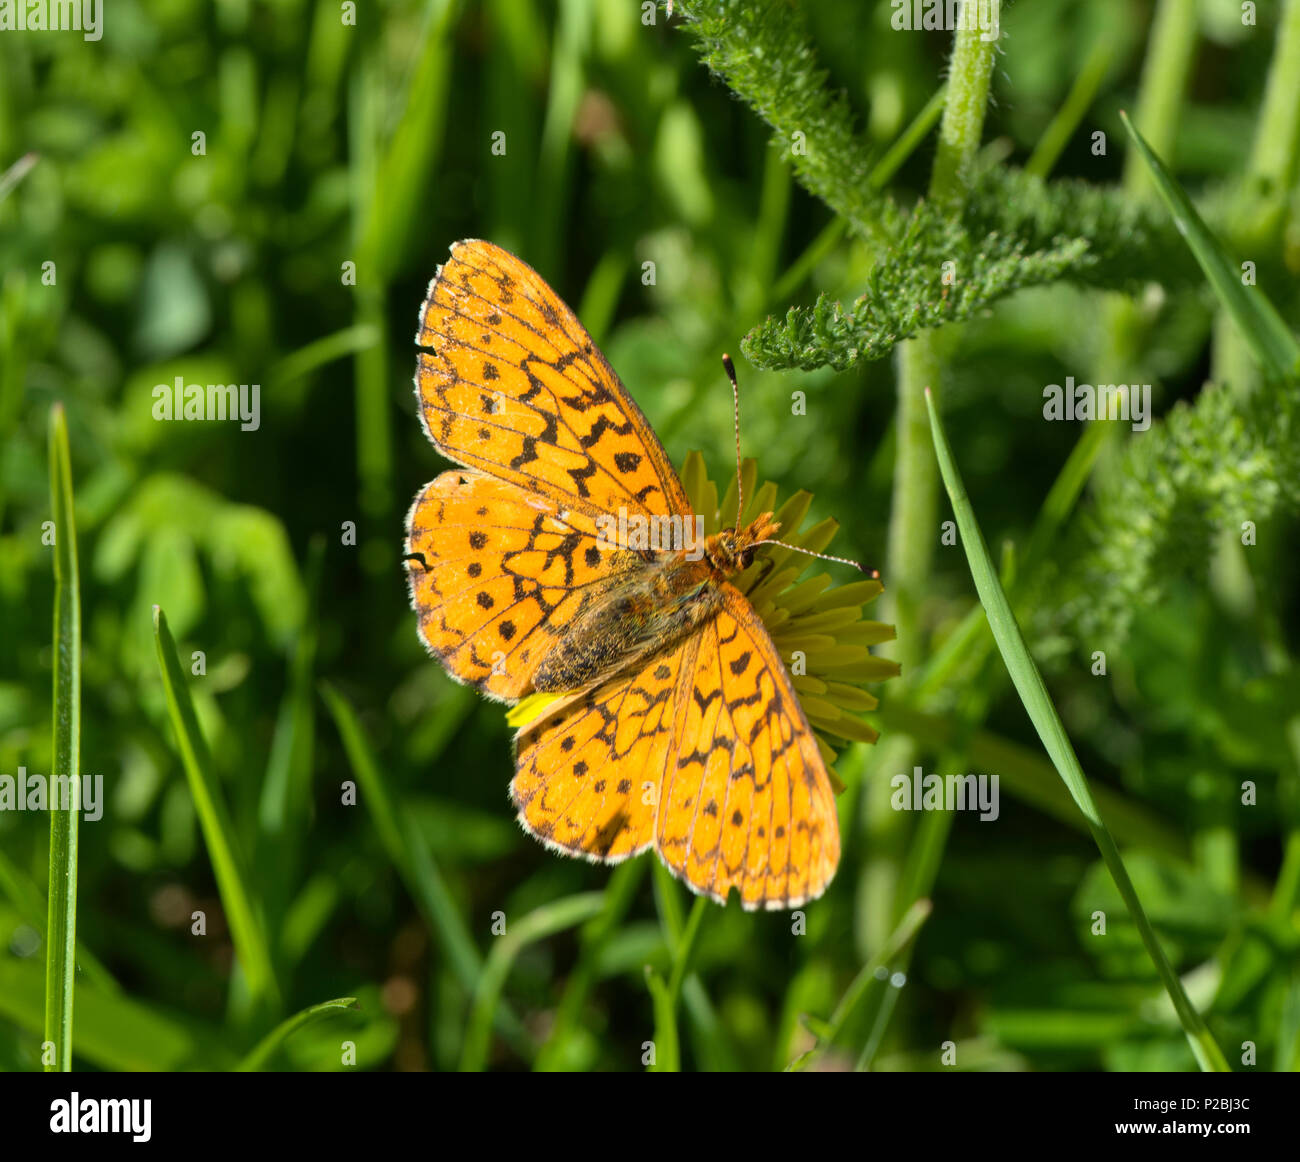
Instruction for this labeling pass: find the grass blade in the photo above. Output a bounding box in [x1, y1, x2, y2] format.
[320, 684, 478, 985]
[459, 893, 606, 1072]
[533, 859, 645, 1071]
[44, 403, 81, 1072]
[319, 681, 530, 1057]
[924, 387, 1232, 1073]
[1025, 36, 1111, 179]
[0, 849, 117, 993]
[645, 966, 678, 1074]
[0, 151, 37, 202]
[1119, 110, 1300, 381]
[792, 898, 932, 1071]
[234, 996, 359, 1072]
[267, 325, 380, 388]
[152, 605, 279, 1017]
[257, 535, 324, 925]
[646, 893, 709, 1073]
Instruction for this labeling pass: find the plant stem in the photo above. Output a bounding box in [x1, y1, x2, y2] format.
[1096, 0, 1197, 502]
[928, 22, 998, 209]
[868, 13, 998, 962]
[1216, 0, 1300, 390]
[647, 868, 711, 1071]
[873, 10, 996, 924]
[1123, 0, 1198, 201]
[667, 896, 708, 1006]
[1248, 0, 1300, 194]
[884, 16, 997, 674]
[885, 336, 944, 680]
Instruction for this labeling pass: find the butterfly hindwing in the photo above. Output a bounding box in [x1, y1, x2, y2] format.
[511, 583, 840, 910]
[655, 585, 840, 910]
[511, 639, 695, 862]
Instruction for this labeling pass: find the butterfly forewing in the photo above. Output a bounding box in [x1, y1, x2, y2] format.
[415, 239, 691, 521]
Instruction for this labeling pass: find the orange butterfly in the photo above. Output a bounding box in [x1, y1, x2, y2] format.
[404, 239, 843, 910]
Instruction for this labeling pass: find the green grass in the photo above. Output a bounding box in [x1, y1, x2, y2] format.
[459, 892, 606, 1073]
[645, 890, 708, 1073]
[320, 679, 531, 1055]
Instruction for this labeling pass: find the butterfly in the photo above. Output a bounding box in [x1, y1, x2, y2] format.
[404, 239, 843, 910]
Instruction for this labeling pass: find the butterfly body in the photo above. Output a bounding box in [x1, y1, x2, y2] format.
[532, 510, 780, 692]
[406, 240, 841, 909]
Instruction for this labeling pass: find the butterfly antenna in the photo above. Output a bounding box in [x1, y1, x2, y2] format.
[750, 539, 879, 578]
[722, 353, 877, 579]
[722, 353, 744, 522]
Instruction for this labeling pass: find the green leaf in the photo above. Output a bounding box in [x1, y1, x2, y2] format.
[1, 957, 235, 1071]
[1059, 381, 1300, 650]
[672, 0, 882, 237]
[744, 167, 1199, 371]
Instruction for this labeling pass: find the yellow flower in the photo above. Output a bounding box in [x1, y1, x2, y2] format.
[681, 452, 897, 787]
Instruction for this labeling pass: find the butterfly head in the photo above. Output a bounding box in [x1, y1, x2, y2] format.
[707, 512, 781, 576]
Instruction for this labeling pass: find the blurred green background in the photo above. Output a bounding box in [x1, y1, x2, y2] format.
[2, 0, 1298, 1071]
